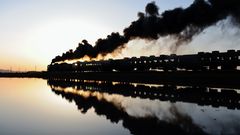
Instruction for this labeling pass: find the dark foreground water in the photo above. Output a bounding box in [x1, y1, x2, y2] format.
[1, 78, 240, 135]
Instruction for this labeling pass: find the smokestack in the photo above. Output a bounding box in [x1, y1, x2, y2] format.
[51, 0, 240, 63]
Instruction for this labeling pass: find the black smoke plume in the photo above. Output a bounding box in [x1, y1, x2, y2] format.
[124, 0, 240, 40]
[52, 32, 127, 63]
[52, 0, 240, 63]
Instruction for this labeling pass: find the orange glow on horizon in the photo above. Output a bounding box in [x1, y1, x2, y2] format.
[54, 53, 122, 64]
[0, 56, 47, 72]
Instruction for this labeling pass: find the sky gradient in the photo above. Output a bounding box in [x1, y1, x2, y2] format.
[1, 0, 239, 71]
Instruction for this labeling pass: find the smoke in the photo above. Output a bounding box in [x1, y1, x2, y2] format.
[51, 0, 240, 63]
[177, 16, 240, 55]
[51, 32, 127, 63]
[124, 0, 240, 49]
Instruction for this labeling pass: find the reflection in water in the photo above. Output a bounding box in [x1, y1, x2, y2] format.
[1, 78, 126, 135]
[48, 79, 240, 135]
[48, 79, 240, 109]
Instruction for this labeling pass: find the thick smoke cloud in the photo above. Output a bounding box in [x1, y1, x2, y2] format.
[124, 0, 240, 40]
[52, 33, 127, 63]
[52, 0, 240, 63]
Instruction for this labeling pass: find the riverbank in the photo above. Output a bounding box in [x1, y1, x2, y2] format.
[0, 71, 47, 78]
[1, 71, 240, 89]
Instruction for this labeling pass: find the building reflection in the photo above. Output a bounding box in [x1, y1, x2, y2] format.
[48, 79, 240, 110]
[47, 79, 240, 135]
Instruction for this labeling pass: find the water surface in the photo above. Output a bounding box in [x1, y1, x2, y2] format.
[1, 78, 240, 135]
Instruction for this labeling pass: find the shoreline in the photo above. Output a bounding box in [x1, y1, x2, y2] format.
[1, 71, 240, 89]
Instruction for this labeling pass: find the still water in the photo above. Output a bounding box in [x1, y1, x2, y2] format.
[1, 78, 240, 135]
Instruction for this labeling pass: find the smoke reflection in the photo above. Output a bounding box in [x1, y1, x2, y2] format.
[48, 80, 240, 135]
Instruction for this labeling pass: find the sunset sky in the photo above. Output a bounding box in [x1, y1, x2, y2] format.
[0, 0, 239, 71]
